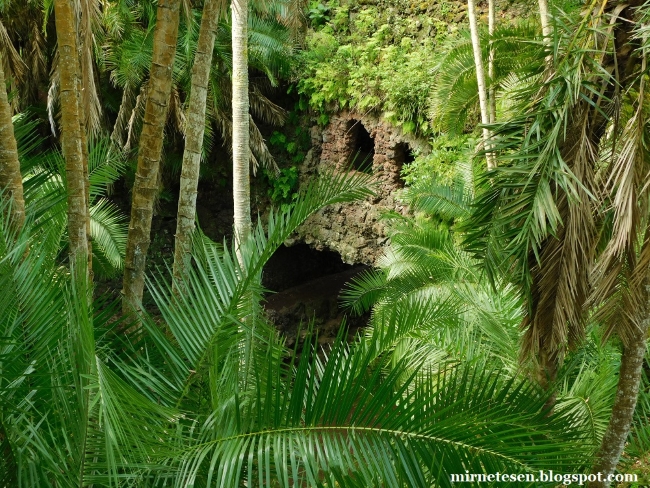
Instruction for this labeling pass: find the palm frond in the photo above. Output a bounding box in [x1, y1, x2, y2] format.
[170, 337, 594, 487]
[90, 198, 128, 277]
[88, 136, 129, 201]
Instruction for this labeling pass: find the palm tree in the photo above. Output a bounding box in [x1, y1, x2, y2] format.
[342, 169, 625, 457]
[104, 1, 291, 171]
[231, 0, 252, 254]
[0, 168, 599, 486]
[172, 0, 224, 293]
[122, 0, 182, 314]
[0, 0, 45, 113]
[53, 0, 90, 273]
[488, 0, 495, 123]
[466, 0, 494, 169]
[538, 0, 551, 41]
[0, 59, 25, 232]
[461, 2, 649, 483]
[429, 22, 543, 136]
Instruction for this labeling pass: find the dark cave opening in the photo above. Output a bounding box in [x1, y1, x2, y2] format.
[262, 244, 356, 292]
[262, 244, 370, 343]
[394, 142, 415, 186]
[345, 120, 374, 173]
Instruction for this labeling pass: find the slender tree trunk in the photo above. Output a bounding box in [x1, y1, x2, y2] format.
[538, 0, 553, 68]
[172, 0, 221, 293]
[122, 0, 181, 313]
[538, 0, 551, 41]
[77, 2, 93, 278]
[589, 323, 648, 487]
[232, 0, 251, 256]
[0, 59, 25, 232]
[467, 0, 495, 169]
[487, 0, 496, 124]
[54, 0, 88, 267]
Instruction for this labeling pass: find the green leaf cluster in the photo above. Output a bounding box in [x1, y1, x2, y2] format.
[296, 4, 441, 136]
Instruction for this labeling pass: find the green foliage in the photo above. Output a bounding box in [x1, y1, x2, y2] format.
[13, 115, 128, 278]
[0, 167, 607, 486]
[298, 4, 548, 141]
[265, 114, 313, 206]
[297, 7, 439, 135]
[307, 1, 330, 27]
[401, 134, 470, 188]
[264, 165, 299, 206]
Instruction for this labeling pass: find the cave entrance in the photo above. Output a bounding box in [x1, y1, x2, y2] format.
[345, 119, 374, 173]
[262, 244, 370, 343]
[393, 142, 415, 186]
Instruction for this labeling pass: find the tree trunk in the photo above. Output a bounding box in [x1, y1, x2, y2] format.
[232, 0, 251, 256]
[487, 0, 496, 124]
[54, 0, 88, 267]
[467, 0, 495, 169]
[172, 0, 221, 293]
[122, 0, 181, 314]
[588, 323, 648, 487]
[0, 58, 25, 232]
[538, 0, 552, 68]
[538, 0, 551, 40]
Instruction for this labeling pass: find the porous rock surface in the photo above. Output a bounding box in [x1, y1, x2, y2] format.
[291, 111, 427, 265]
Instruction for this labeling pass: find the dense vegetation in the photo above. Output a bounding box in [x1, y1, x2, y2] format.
[1, 0, 649, 487]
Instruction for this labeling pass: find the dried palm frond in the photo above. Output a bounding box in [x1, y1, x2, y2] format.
[589, 48, 650, 345]
[47, 59, 60, 138]
[249, 114, 278, 174]
[169, 85, 186, 136]
[25, 20, 47, 98]
[124, 83, 148, 154]
[521, 110, 599, 380]
[0, 19, 25, 84]
[110, 84, 138, 149]
[249, 84, 287, 126]
[209, 104, 278, 174]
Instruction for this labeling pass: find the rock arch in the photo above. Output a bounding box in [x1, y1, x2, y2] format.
[295, 112, 428, 266]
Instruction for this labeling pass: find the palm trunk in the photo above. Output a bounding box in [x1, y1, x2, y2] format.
[538, 0, 552, 68]
[172, 0, 221, 293]
[538, 0, 551, 40]
[467, 0, 495, 169]
[232, 0, 251, 256]
[54, 0, 88, 267]
[122, 0, 181, 313]
[487, 0, 496, 124]
[78, 0, 94, 278]
[589, 323, 648, 487]
[0, 59, 25, 232]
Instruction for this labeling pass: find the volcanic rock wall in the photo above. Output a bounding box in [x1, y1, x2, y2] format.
[291, 111, 428, 265]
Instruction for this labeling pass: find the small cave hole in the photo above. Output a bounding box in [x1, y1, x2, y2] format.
[393, 142, 416, 186]
[345, 120, 374, 173]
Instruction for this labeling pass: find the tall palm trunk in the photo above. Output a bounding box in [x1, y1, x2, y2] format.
[538, 0, 551, 40]
[467, 0, 495, 169]
[538, 0, 553, 68]
[0, 59, 24, 232]
[232, 0, 251, 256]
[172, 0, 221, 292]
[488, 0, 496, 124]
[122, 0, 181, 313]
[54, 0, 89, 268]
[589, 322, 648, 487]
